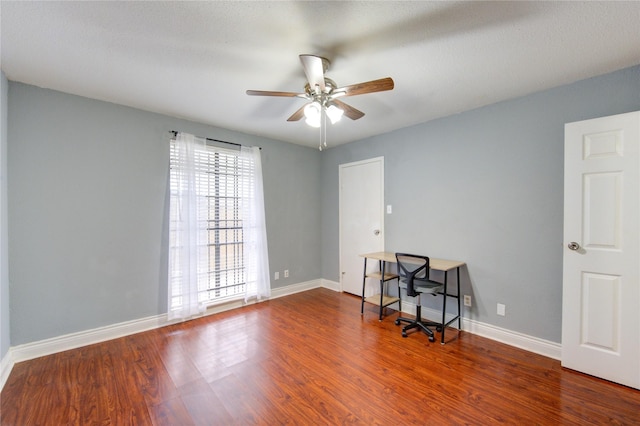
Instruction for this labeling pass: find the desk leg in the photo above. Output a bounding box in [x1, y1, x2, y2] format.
[440, 267, 462, 345]
[360, 258, 368, 315]
[378, 261, 386, 321]
[441, 270, 448, 345]
[456, 267, 461, 330]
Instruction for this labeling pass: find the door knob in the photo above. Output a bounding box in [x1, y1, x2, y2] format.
[568, 242, 580, 251]
[373, 229, 380, 236]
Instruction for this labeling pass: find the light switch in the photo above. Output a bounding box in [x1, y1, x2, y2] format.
[386, 205, 392, 214]
[497, 303, 506, 316]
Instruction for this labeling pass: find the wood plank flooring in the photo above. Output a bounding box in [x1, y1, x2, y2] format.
[2, 287, 639, 425]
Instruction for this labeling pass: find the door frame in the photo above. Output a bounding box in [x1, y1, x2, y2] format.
[338, 156, 384, 294]
[561, 111, 640, 390]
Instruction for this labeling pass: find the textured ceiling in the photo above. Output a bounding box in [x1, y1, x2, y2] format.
[2, 1, 640, 148]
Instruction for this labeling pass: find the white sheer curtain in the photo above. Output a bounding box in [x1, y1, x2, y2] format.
[240, 146, 271, 302]
[168, 132, 207, 319]
[168, 133, 270, 319]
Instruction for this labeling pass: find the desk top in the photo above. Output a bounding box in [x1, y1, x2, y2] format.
[360, 251, 465, 272]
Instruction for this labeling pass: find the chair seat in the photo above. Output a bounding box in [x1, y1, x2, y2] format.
[395, 253, 444, 342]
[399, 279, 443, 294]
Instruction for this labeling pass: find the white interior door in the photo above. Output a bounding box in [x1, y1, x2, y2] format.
[339, 157, 384, 296]
[562, 111, 640, 390]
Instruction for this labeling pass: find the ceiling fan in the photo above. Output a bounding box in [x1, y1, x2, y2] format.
[246, 54, 394, 131]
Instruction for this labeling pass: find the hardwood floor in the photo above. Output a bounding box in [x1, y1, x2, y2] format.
[2, 287, 639, 425]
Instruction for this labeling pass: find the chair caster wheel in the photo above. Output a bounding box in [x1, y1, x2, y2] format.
[395, 319, 400, 326]
[429, 336, 435, 342]
[402, 331, 408, 338]
[436, 326, 442, 332]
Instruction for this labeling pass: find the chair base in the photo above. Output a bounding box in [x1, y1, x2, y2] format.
[395, 306, 442, 342]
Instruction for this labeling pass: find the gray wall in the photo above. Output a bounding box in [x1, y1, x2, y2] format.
[6, 65, 640, 348]
[7, 83, 321, 345]
[1, 72, 9, 358]
[321, 65, 640, 343]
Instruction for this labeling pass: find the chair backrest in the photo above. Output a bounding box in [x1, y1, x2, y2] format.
[395, 253, 430, 297]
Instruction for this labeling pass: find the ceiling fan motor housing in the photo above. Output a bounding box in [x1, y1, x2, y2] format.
[246, 54, 394, 123]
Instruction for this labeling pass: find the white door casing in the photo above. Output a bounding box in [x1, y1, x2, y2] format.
[562, 111, 640, 390]
[339, 157, 384, 296]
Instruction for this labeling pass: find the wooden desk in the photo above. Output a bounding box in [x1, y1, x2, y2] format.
[359, 251, 465, 344]
[359, 252, 401, 321]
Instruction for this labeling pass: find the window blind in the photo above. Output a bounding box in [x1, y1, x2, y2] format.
[169, 139, 254, 307]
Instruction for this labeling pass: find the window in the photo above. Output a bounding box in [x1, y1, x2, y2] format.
[168, 138, 251, 310]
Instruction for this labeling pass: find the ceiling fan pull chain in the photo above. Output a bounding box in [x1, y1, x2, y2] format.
[318, 110, 323, 151]
[323, 110, 328, 149]
[318, 108, 328, 151]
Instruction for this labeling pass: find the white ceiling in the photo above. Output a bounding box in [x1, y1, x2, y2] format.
[2, 1, 640, 148]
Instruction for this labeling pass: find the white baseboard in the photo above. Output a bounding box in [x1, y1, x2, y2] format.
[3, 279, 330, 383]
[10, 314, 171, 364]
[270, 278, 326, 298]
[1, 279, 560, 393]
[320, 279, 341, 292]
[401, 300, 561, 360]
[462, 317, 561, 360]
[0, 349, 12, 392]
[8, 279, 325, 365]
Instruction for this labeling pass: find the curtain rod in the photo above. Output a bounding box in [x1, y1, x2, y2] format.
[169, 130, 260, 150]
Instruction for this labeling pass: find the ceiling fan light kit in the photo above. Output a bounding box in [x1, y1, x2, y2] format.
[304, 101, 322, 128]
[247, 54, 394, 150]
[326, 103, 344, 124]
[304, 101, 343, 128]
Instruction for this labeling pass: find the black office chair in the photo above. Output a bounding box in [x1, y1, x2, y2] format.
[395, 253, 444, 342]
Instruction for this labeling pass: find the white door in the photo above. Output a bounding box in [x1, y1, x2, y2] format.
[562, 111, 640, 390]
[339, 157, 384, 296]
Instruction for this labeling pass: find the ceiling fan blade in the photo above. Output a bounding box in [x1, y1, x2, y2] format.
[332, 99, 365, 120]
[299, 54, 327, 93]
[287, 104, 307, 122]
[334, 77, 394, 97]
[246, 90, 302, 97]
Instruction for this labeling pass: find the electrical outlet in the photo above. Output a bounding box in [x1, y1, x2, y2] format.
[463, 295, 472, 307]
[274, 271, 279, 280]
[284, 269, 289, 278]
[497, 303, 506, 316]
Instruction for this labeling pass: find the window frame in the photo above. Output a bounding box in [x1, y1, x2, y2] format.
[168, 139, 250, 308]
